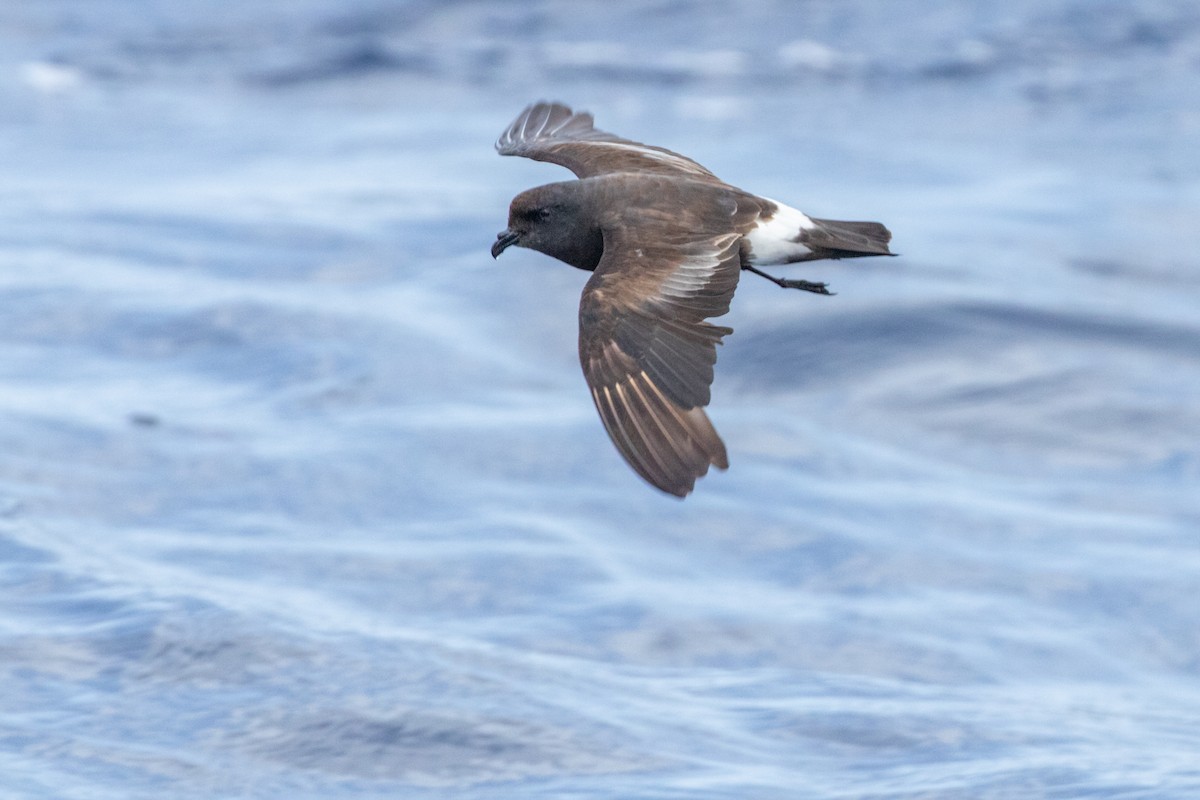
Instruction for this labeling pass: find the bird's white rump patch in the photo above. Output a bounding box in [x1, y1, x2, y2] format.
[745, 199, 815, 265]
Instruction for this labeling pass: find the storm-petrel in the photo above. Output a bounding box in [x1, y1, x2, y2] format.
[492, 102, 893, 497]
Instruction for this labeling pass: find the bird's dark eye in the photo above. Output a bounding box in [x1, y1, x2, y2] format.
[533, 207, 552, 221]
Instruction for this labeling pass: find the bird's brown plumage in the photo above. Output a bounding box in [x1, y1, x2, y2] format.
[494, 101, 892, 496]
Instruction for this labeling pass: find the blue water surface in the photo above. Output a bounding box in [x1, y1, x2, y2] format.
[2, 1, 1200, 797]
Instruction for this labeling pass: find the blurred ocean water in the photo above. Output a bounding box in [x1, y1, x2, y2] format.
[2, 1, 1199, 797]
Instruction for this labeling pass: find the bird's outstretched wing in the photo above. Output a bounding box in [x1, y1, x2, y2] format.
[578, 221, 744, 497]
[497, 101, 719, 180]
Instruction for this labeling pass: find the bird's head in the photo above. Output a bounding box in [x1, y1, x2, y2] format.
[491, 182, 602, 270]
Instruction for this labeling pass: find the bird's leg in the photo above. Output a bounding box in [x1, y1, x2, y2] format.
[742, 265, 835, 295]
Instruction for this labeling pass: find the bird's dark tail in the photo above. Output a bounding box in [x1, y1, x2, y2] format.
[799, 218, 894, 260]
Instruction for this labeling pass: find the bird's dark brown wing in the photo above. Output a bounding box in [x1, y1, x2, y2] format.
[497, 101, 719, 180]
[578, 224, 744, 497]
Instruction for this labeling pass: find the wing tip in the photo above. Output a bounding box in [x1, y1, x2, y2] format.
[658, 442, 727, 498]
[496, 100, 593, 154]
[590, 377, 728, 499]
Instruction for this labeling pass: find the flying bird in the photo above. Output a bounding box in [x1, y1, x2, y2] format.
[492, 101, 893, 497]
